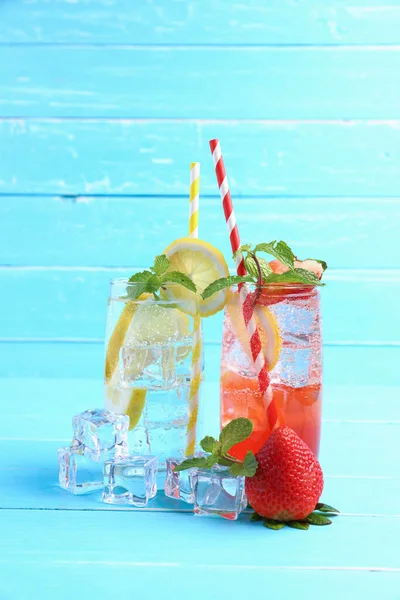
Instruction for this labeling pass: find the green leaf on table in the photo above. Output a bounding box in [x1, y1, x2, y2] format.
[161, 271, 197, 293]
[219, 418, 253, 454]
[200, 436, 220, 454]
[262, 268, 325, 287]
[263, 519, 286, 530]
[201, 275, 253, 299]
[250, 512, 263, 522]
[229, 451, 258, 477]
[306, 512, 332, 526]
[287, 520, 309, 530]
[152, 254, 170, 275]
[254, 240, 295, 270]
[315, 503, 340, 514]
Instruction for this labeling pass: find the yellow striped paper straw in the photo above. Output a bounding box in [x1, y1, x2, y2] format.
[186, 162, 202, 456]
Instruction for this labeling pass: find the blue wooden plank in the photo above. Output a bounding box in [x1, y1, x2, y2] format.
[0, 510, 399, 570]
[1, 119, 400, 197]
[2, 0, 400, 45]
[1, 46, 400, 118]
[1, 0, 400, 45]
[1, 195, 399, 270]
[1, 560, 397, 600]
[0, 268, 397, 343]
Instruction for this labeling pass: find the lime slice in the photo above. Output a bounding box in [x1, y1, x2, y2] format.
[163, 237, 230, 317]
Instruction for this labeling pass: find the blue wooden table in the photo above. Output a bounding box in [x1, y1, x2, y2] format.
[0, 1, 399, 598]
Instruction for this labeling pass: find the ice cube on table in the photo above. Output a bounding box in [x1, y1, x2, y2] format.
[58, 446, 103, 495]
[72, 408, 129, 461]
[164, 454, 205, 503]
[191, 465, 247, 520]
[102, 455, 158, 507]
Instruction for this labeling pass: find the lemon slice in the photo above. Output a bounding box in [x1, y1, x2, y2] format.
[163, 237, 230, 317]
[226, 290, 282, 370]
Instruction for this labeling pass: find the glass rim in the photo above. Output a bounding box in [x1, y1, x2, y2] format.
[229, 282, 320, 296]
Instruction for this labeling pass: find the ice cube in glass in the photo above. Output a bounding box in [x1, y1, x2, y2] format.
[191, 465, 247, 520]
[72, 408, 129, 461]
[103, 455, 158, 507]
[58, 446, 103, 495]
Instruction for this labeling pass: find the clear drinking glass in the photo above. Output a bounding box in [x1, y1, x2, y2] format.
[104, 278, 203, 467]
[221, 284, 322, 459]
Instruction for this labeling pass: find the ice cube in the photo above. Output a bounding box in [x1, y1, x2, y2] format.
[58, 446, 103, 495]
[164, 454, 205, 503]
[191, 465, 247, 520]
[72, 408, 129, 461]
[102, 455, 158, 507]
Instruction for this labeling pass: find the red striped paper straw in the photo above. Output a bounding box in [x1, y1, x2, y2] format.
[209, 138, 279, 432]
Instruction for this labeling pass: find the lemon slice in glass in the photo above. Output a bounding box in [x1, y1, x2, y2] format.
[163, 237, 230, 317]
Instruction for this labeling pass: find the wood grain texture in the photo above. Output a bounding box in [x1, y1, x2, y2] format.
[2, 119, 400, 196]
[1, 46, 400, 119]
[2, 0, 400, 45]
[1, 195, 399, 269]
[0, 558, 398, 600]
[0, 268, 397, 343]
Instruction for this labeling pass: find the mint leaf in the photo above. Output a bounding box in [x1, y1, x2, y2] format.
[308, 259, 328, 272]
[145, 274, 161, 293]
[219, 418, 253, 454]
[173, 456, 209, 472]
[161, 271, 197, 293]
[129, 270, 153, 283]
[202, 275, 253, 299]
[152, 255, 170, 275]
[254, 241, 295, 269]
[126, 281, 150, 301]
[234, 244, 252, 257]
[315, 503, 339, 514]
[244, 255, 260, 279]
[262, 268, 325, 287]
[259, 257, 272, 280]
[263, 519, 286, 530]
[204, 453, 220, 468]
[306, 513, 332, 526]
[229, 451, 258, 477]
[200, 436, 220, 454]
[287, 521, 309, 530]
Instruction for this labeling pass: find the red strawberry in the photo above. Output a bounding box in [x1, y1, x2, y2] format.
[245, 426, 324, 521]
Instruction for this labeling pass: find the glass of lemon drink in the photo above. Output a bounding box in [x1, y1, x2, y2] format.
[104, 237, 230, 468]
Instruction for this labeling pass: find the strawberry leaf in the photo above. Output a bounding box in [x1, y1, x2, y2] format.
[287, 521, 309, 530]
[263, 519, 286, 530]
[250, 512, 263, 522]
[315, 502, 340, 514]
[306, 513, 332, 526]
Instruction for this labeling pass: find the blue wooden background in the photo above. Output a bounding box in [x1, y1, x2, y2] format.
[0, 1, 399, 598]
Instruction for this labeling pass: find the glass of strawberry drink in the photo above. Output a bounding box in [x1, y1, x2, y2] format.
[220, 254, 324, 460]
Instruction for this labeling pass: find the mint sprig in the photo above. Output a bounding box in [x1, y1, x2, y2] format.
[202, 240, 327, 300]
[128, 255, 196, 300]
[173, 418, 258, 477]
